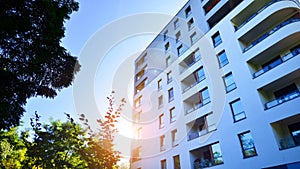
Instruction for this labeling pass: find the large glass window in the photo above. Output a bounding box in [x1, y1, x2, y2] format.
[174, 19, 179, 29]
[223, 72, 236, 92]
[230, 99, 246, 122]
[238, 131, 257, 158]
[158, 95, 163, 108]
[167, 71, 172, 84]
[158, 79, 162, 90]
[160, 135, 166, 151]
[289, 122, 300, 146]
[173, 155, 181, 169]
[161, 159, 167, 169]
[212, 32, 222, 47]
[185, 6, 192, 18]
[176, 31, 181, 43]
[217, 50, 229, 67]
[170, 107, 176, 123]
[188, 18, 194, 30]
[177, 44, 184, 56]
[190, 32, 197, 44]
[200, 87, 210, 104]
[194, 67, 205, 82]
[159, 114, 165, 129]
[168, 88, 174, 102]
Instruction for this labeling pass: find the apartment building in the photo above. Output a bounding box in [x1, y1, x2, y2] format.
[130, 0, 300, 168]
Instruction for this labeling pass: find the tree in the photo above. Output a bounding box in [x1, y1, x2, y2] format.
[78, 92, 126, 169]
[20, 92, 125, 169]
[0, 0, 80, 130]
[0, 127, 27, 169]
[21, 113, 88, 168]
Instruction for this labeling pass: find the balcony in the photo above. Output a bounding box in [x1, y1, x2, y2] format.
[184, 88, 210, 115]
[207, 0, 243, 28]
[233, 0, 278, 31]
[271, 114, 300, 150]
[243, 17, 300, 53]
[258, 75, 300, 110]
[135, 78, 147, 95]
[253, 46, 300, 78]
[179, 50, 201, 73]
[187, 116, 209, 141]
[189, 142, 224, 168]
[265, 90, 300, 109]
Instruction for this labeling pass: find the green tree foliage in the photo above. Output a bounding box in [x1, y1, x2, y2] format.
[79, 92, 126, 169]
[0, 127, 27, 169]
[0, 0, 80, 130]
[14, 92, 125, 169]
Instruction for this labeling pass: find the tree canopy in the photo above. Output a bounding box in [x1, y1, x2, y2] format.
[0, 0, 80, 129]
[0, 93, 125, 169]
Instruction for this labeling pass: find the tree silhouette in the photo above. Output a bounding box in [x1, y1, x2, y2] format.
[0, 0, 80, 129]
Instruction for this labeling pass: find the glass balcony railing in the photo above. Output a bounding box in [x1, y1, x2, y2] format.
[186, 97, 210, 115]
[265, 91, 300, 109]
[253, 47, 300, 78]
[243, 18, 300, 53]
[180, 56, 201, 74]
[182, 75, 206, 93]
[235, 0, 281, 31]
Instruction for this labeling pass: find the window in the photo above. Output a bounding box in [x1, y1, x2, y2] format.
[176, 31, 181, 43]
[185, 6, 192, 18]
[170, 107, 176, 123]
[200, 87, 210, 105]
[134, 111, 141, 123]
[167, 71, 172, 84]
[193, 48, 201, 61]
[173, 155, 181, 169]
[174, 19, 179, 29]
[190, 32, 197, 44]
[288, 122, 300, 146]
[158, 95, 163, 108]
[274, 83, 299, 100]
[212, 32, 222, 47]
[159, 114, 165, 128]
[238, 131, 257, 158]
[160, 135, 166, 151]
[166, 55, 171, 67]
[163, 30, 168, 41]
[158, 79, 162, 90]
[223, 72, 236, 92]
[168, 88, 174, 102]
[261, 56, 282, 72]
[194, 67, 205, 82]
[135, 96, 142, 108]
[177, 44, 184, 56]
[171, 129, 178, 147]
[188, 18, 194, 30]
[165, 42, 170, 51]
[132, 147, 142, 162]
[161, 159, 167, 169]
[136, 127, 142, 139]
[136, 54, 146, 68]
[230, 99, 246, 122]
[217, 50, 229, 67]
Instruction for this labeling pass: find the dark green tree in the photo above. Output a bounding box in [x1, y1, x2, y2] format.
[0, 0, 80, 129]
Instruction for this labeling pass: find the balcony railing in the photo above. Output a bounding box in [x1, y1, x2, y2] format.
[188, 129, 208, 141]
[235, 0, 281, 31]
[186, 97, 210, 115]
[180, 56, 201, 74]
[183, 75, 206, 93]
[265, 91, 300, 109]
[253, 47, 300, 78]
[243, 18, 300, 52]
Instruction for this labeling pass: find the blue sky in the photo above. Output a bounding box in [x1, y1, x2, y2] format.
[23, 0, 188, 157]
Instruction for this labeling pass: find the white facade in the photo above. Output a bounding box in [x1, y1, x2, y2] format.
[131, 0, 300, 169]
